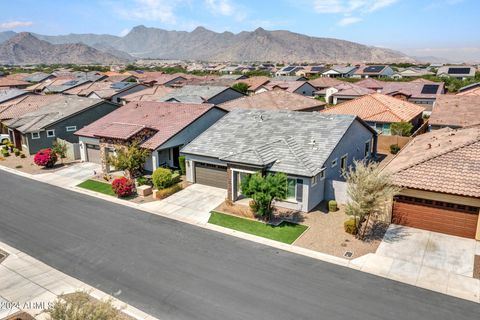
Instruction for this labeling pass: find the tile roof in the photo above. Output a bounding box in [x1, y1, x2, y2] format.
[355, 79, 444, 99]
[120, 85, 175, 102]
[219, 90, 324, 112]
[331, 82, 375, 97]
[308, 77, 344, 89]
[4, 96, 111, 133]
[384, 127, 480, 197]
[0, 77, 30, 87]
[0, 89, 29, 104]
[233, 76, 270, 91]
[160, 85, 237, 103]
[457, 86, 480, 96]
[263, 81, 310, 93]
[429, 95, 480, 128]
[0, 95, 63, 120]
[322, 93, 424, 123]
[75, 101, 219, 150]
[182, 109, 368, 177]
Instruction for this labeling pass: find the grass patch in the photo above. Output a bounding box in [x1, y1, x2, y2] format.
[208, 211, 307, 244]
[77, 179, 116, 197]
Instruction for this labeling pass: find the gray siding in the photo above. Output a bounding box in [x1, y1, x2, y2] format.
[293, 83, 317, 97]
[111, 85, 147, 104]
[208, 89, 245, 105]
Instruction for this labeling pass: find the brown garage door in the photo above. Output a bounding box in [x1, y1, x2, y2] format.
[195, 162, 227, 189]
[392, 196, 479, 238]
[86, 144, 101, 164]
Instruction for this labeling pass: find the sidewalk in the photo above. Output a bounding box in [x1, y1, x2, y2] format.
[0, 241, 159, 320]
[0, 163, 479, 304]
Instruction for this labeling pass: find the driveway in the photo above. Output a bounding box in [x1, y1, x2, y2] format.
[35, 162, 100, 187]
[351, 224, 480, 301]
[140, 183, 226, 224]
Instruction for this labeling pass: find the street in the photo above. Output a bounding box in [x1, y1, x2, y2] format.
[0, 170, 478, 320]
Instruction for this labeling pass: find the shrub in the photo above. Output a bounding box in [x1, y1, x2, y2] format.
[178, 156, 186, 175]
[390, 144, 401, 154]
[1, 149, 9, 157]
[152, 167, 175, 189]
[328, 200, 337, 212]
[20, 153, 26, 159]
[154, 183, 183, 199]
[13, 148, 20, 156]
[136, 175, 151, 186]
[111, 177, 134, 197]
[0, 138, 9, 145]
[48, 292, 121, 320]
[344, 218, 357, 235]
[34, 148, 58, 168]
[52, 140, 68, 159]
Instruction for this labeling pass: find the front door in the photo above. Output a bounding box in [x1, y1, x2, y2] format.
[172, 146, 180, 168]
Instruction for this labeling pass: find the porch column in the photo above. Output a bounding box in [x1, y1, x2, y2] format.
[100, 145, 110, 174]
[152, 151, 158, 171]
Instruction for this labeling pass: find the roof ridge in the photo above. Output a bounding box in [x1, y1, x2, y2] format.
[283, 137, 316, 175]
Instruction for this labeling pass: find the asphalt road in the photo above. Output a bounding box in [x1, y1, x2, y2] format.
[0, 170, 478, 320]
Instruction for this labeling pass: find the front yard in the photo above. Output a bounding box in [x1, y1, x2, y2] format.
[209, 211, 308, 244]
[0, 153, 78, 174]
[77, 179, 116, 196]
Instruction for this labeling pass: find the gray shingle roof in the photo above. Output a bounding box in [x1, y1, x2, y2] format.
[0, 89, 28, 104]
[4, 96, 108, 133]
[160, 85, 233, 103]
[181, 109, 361, 177]
[23, 72, 52, 83]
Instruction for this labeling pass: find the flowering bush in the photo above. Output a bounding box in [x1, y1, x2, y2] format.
[111, 177, 134, 197]
[33, 148, 58, 168]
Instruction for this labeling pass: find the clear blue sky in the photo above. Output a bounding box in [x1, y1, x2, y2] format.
[2, 0, 479, 61]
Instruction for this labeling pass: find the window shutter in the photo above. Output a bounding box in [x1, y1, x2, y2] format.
[296, 179, 303, 202]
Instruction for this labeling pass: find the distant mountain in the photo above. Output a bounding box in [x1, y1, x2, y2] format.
[0, 27, 415, 63]
[0, 33, 128, 65]
[0, 31, 16, 43]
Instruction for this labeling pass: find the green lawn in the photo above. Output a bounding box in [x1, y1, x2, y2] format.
[77, 179, 116, 196]
[208, 211, 307, 244]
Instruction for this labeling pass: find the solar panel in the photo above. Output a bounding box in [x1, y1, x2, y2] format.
[448, 67, 471, 75]
[110, 82, 131, 90]
[283, 66, 295, 72]
[364, 65, 385, 73]
[311, 67, 323, 72]
[421, 84, 439, 94]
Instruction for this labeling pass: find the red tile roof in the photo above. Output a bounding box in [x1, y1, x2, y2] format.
[308, 77, 344, 89]
[76, 101, 218, 150]
[429, 95, 480, 128]
[233, 76, 270, 91]
[120, 85, 175, 102]
[0, 95, 63, 120]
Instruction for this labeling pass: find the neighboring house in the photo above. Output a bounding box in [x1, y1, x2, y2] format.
[309, 77, 344, 91]
[64, 81, 147, 104]
[355, 78, 445, 107]
[23, 72, 55, 83]
[140, 73, 188, 87]
[353, 65, 395, 78]
[275, 66, 303, 77]
[3, 96, 119, 155]
[271, 76, 307, 81]
[106, 74, 137, 83]
[457, 82, 480, 95]
[0, 89, 31, 105]
[326, 82, 375, 104]
[219, 90, 326, 112]
[256, 81, 317, 96]
[43, 78, 92, 94]
[160, 85, 245, 104]
[219, 74, 248, 80]
[181, 110, 377, 211]
[232, 76, 270, 95]
[457, 86, 480, 96]
[296, 66, 328, 78]
[391, 67, 434, 79]
[0, 77, 30, 89]
[119, 85, 176, 104]
[383, 127, 480, 239]
[429, 95, 480, 130]
[75, 102, 227, 173]
[221, 66, 244, 74]
[437, 66, 476, 80]
[321, 66, 358, 78]
[322, 93, 424, 135]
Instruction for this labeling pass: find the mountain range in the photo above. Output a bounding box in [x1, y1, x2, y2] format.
[0, 26, 415, 64]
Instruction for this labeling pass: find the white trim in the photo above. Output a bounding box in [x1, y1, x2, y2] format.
[311, 175, 318, 186]
[31, 132, 40, 140]
[66, 126, 77, 132]
[340, 154, 348, 172]
[364, 140, 371, 157]
[46, 129, 55, 138]
[286, 176, 298, 203]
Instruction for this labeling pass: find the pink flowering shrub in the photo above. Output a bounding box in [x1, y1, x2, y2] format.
[33, 148, 58, 168]
[111, 177, 134, 197]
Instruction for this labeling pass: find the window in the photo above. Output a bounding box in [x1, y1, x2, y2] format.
[66, 126, 77, 132]
[312, 175, 318, 186]
[286, 178, 297, 201]
[46, 129, 55, 138]
[340, 154, 348, 172]
[364, 141, 371, 157]
[31, 132, 40, 140]
[382, 123, 391, 135]
[319, 168, 325, 180]
[331, 158, 337, 167]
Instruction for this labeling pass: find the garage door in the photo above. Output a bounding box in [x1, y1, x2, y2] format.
[392, 196, 479, 238]
[86, 144, 101, 164]
[195, 162, 227, 189]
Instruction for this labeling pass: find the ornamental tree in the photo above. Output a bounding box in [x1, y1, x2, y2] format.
[107, 143, 150, 178]
[34, 148, 58, 168]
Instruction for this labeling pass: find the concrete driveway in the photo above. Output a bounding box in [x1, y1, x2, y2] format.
[140, 184, 226, 224]
[351, 224, 480, 301]
[35, 162, 100, 187]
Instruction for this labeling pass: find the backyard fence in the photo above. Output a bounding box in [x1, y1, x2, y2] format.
[57, 138, 80, 160]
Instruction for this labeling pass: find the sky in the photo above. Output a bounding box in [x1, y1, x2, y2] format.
[1, 0, 479, 62]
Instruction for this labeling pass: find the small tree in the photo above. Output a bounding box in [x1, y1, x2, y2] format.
[178, 156, 186, 175]
[241, 172, 287, 220]
[48, 292, 121, 320]
[391, 121, 413, 137]
[344, 160, 401, 239]
[231, 82, 249, 94]
[107, 143, 150, 178]
[52, 140, 68, 163]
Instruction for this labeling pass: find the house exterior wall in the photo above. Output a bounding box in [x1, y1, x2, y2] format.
[78, 136, 100, 162]
[208, 89, 245, 105]
[111, 85, 147, 104]
[293, 83, 316, 96]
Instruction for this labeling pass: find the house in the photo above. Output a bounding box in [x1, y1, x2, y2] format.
[429, 95, 480, 130]
[271, 76, 307, 81]
[0, 77, 30, 89]
[0, 89, 31, 105]
[391, 67, 434, 79]
[321, 66, 358, 78]
[437, 66, 476, 80]
[181, 110, 377, 211]
[309, 77, 344, 91]
[64, 81, 147, 104]
[322, 93, 425, 135]
[355, 78, 445, 107]
[221, 66, 245, 74]
[457, 82, 480, 95]
[43, 78, 92, 94]
[140, 73, 187, 87]
[3, 96, 119, 155]
[160, 85, 245, 104]
[119, 85, 176, 104]
[232, 76, 270, 95]
[256, 81, 317, 96]
[383, 127, 480, 239]
[325, 82, 375, 104]
[219, 90, 326, 112]
[275, 66, 303, 77]
[75, 102, 227, 173]
[106, 74, 138, 83]
[219, 74, 248, 81]
[23, 72, 55, 83]
[296, 66, 328, 78]
[353, 65, 395, 78]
